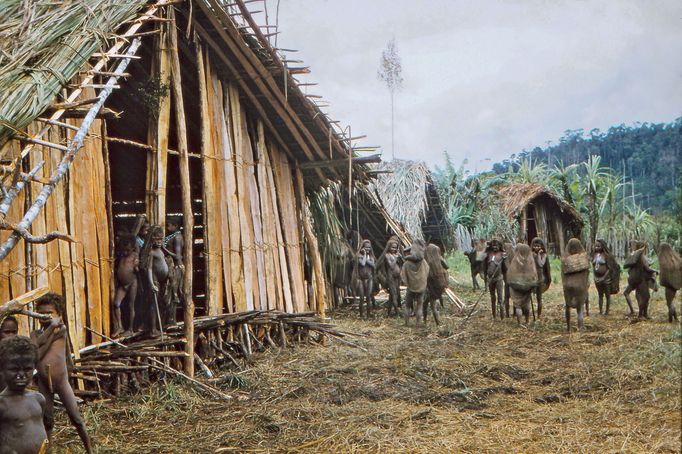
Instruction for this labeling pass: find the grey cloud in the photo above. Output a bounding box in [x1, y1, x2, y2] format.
[270, 0, 682, 170]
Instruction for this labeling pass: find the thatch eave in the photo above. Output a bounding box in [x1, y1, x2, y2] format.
[496, 182, 584, 227]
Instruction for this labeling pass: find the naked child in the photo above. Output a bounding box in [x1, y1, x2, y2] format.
[0, 336, 48, 454]
[30, 293, 93, 453]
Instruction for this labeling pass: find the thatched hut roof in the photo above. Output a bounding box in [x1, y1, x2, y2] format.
[364, 159, 451, 247]
[0, 0, 146, 144]
[496, 182, 583, 225]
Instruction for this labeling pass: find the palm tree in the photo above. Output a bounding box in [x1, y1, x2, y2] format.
[582, 155, 611, 248]
[511, 158, 550, 185]
[549, 162, 579, 206]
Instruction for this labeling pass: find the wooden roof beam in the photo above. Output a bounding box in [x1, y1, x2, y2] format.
[230, 0, 354, 164]
[188, 16, 327, 183]
[197, 0, 340, 180]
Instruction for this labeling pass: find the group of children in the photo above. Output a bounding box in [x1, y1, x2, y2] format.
[477, 236, 681, 331]
[0, 294, 92, 453]
[113, 214, 185, 338]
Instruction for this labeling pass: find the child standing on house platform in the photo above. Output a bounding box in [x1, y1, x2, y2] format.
[163, 216, 185, 325]
[30, 293, 93, 453]
[0, 335, 48, 453]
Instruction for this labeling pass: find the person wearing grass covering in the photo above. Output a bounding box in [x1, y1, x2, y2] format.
[507, 244, 537, 326]
[30, 293, 93, 453]
[401, 239, 430, 326]
[657, 242, 681, 323]
[561, 238, 590, 331]
[0, 336, 48, 454]
[591, 239, 620, 316]
[376, 236, 403, 317]
[163, 216, 185, 325]
[623, 240, 657, 319]
[422, 243, 449, 325]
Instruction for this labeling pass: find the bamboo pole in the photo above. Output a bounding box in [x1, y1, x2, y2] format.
[295, 168, 326, 318]
[168, 9, 195, 377]
[148, 20, 171, 224]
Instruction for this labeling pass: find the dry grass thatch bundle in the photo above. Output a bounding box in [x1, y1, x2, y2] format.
[309, 182, 347, 283]
[368, 159, 431, 240]
[0, 0, 145, 144]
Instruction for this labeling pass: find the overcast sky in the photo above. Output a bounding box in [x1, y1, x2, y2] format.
[265, 0, 682, 172]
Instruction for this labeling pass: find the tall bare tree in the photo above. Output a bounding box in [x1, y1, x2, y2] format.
[377, 38, 403, 160]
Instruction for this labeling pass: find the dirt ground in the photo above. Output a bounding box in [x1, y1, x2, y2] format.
[54, 255, 681, 453]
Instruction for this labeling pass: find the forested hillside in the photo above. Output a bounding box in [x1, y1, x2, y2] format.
[491, 118, 681, 213]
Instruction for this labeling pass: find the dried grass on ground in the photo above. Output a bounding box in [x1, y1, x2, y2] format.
[54, 255, 681, 453]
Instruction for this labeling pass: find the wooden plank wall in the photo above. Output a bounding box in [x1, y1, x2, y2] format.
[193, 50, 308, 314]
[2, 119, 112, 352]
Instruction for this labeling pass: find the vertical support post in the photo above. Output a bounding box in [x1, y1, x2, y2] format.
[294, 168, 326, 318]
[521, 206, 528, 243]
[168, 7, 195, 377]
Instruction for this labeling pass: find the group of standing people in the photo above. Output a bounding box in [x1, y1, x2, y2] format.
[471, 236, 681, 331]
[335, 233, 450, 326]
[112, 214, 185, 338]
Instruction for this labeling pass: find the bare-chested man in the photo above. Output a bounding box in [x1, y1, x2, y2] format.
[0, 336, 48, 454]
[31, 293, 92, 453]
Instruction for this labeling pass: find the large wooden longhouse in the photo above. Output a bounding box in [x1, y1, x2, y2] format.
[0, 0, 369, 376]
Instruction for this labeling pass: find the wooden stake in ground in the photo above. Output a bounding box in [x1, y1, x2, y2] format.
[167, 8, 195, 377]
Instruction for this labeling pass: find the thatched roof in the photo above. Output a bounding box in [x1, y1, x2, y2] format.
[365, 159, 450, 245]
[0, 0, 368, 186]
[0, 0, 145, 144]
[496, 182, 583, 225]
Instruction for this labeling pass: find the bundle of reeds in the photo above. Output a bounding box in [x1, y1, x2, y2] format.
[367, 159, 430, 240]
[309, 182, 346, 285]
[0, 0, 144, 144]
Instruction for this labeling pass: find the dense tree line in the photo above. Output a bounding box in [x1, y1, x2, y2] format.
[490, 118, 681, 214]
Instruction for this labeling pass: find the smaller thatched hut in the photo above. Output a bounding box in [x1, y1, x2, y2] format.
[497, 183, 583, 254]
